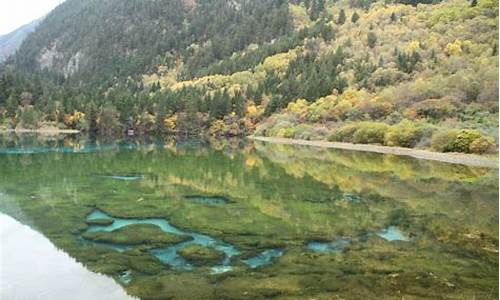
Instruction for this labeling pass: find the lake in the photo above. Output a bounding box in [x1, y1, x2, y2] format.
[0, 134, 498, 299]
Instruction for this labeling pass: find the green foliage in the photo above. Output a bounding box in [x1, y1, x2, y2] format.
[330, 122, 389, 144]
[351, 11, 360, 23]
[96, 106, 122, 137]
[431, 129, 489, 153]
[367, 32, 377, 49]
[396, 50, 421, 73]
[352, 122, 389, 144]
[328, 123, 360, 142]
[385, 120, 426, 148]
[453, 129, 483, 153]
[17, 106, 40, 129]
[431, 129, 460, 152]
[469, 136, 496, 154]
[396, 0, 442, 6]
[337, 9, 347, 25]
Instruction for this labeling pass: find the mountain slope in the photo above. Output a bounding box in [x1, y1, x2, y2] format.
[11, 0, 291, 83]
[0, 0, 498, 154]
[0, 18, 41, 62]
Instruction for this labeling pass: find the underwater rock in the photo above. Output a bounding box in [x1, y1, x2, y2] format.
[308, 237, 350, 253]
[183, 195, 231, 205]
[342, 193, 362, 203]
[85, 218, 114, 226]
[178, 245, 226, 267]
[210, 265, 234, 274]
[82, 224, 193, 247]
[376, 226, 409, 242]
[118, 270, 132, 285]
[90, 173, 144, 181]
[242, 248, 285, 269]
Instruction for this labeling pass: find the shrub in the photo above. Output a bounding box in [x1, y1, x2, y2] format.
[431, 129, 487, 153]
[469, 136, 496, 154]
[329, 122, 389, 144]
[328, 123, 359, 142]
[385, 120, 424, 148]
[352, 122, 389, 144]
[294, 124, 328, 140]
[431, 130, 459, 152]
[275, 127, 295, 138]
[452, 129, 482, 153]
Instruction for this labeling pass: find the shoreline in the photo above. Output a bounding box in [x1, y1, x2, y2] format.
[0, 128, 80, 135]
[250, 136, 499, 169]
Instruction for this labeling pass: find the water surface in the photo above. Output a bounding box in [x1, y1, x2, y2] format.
[0, 134, 497, 300]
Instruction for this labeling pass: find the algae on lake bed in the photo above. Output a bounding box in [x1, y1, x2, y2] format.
[82, 224, 193, 247]
[178, 245, 226, 266]
[0, 135, 497, 300]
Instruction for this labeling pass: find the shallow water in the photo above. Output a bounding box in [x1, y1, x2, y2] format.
[0, 134, 498, 300]
[85, 209, 242, 272]
[376, 226, 409, 242]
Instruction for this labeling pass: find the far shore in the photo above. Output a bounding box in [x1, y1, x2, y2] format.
[0, 128, 80, 135]
[250, 136, 499, 169]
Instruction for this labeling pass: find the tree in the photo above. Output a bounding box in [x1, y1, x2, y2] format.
[337, 9, 346, 25]
[390, 12, 397, 22]
[351, 11, 360, 23]
[310, 0, 326, 21]
[367, 32, 377, 48]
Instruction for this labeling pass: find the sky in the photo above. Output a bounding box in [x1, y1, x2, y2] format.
[0, 0, 65, 35]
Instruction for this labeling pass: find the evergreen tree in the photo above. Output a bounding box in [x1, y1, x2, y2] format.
[390, 12, 397, 22]
[367, 32, 377, 48]
[337, 9, 346, 25]
[351, 11, 360, 23]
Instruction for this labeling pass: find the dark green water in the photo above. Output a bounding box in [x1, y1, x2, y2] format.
[0, 134, 498, 299]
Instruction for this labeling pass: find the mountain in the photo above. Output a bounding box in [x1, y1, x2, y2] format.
[11, 0, 292, 82]
[0, 0, 498, 154]
[0, 18, 42, 63]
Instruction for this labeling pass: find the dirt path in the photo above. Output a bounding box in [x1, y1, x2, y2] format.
[250, 136, 499, 169]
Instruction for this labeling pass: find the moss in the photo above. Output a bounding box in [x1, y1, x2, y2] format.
[127, 273, 214, 300]
[82, 224, 192, 247]
[125, 251, 166, 275]
[178, 245, 225, 266]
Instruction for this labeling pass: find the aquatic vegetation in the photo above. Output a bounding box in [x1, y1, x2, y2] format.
[178, 245, 225, 267]
[82, 224, 192, 247]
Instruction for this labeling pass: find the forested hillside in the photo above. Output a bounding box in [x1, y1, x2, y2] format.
[0, 0, 498, 154]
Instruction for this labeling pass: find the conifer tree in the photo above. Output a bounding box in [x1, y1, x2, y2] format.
[337, 9, 346, 25]
[351, 11, 360, 23]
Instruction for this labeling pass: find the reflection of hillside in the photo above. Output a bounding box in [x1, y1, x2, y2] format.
[254, 142, 499, 234]
[0, 136, 497, 300]
[134, 151, 392, 239]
